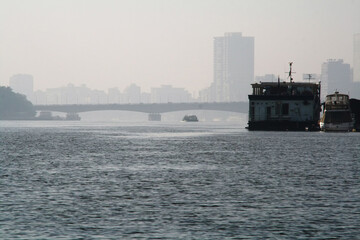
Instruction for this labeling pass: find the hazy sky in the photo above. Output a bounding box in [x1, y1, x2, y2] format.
[1, 0, 359, 92]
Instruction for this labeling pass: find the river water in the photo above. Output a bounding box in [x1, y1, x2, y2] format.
[1, 120, 359, 239]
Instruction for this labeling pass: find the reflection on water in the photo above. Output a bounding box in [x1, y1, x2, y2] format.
[1, 121, 359, 239]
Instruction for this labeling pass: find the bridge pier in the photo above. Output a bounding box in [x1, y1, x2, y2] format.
[66, 112, 81, 121]
[148, 113, 161, 121]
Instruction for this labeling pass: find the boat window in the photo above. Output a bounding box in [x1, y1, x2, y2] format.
[267, 107, 271, 120]
[282, 103, 289, 115]
[250, 107, 255, 121]
[276, 102, 281, 115]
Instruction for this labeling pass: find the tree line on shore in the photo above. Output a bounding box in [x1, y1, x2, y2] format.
[0, 87, 36, 120]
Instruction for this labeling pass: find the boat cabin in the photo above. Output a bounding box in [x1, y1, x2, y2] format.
[324, 92, 350, 110]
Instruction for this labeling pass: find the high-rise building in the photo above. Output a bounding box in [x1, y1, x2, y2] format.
[321, 59, 352, 96]
[9, 74, 34, 103]
[213, 32, 254, 102]
[354, 33, 360, 83]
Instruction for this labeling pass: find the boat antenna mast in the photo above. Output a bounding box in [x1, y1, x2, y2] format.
[277, 75, 280, 87]
[286, 62, 295, 83]
[304, 74, 315, 83]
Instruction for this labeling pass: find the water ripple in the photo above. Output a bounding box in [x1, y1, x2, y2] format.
[1, 123, 359, 239]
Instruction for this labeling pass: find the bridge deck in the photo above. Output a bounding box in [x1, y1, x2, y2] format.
[34, 102, 248, 114]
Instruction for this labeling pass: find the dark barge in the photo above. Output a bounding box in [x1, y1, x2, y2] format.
[350, 98, 360, 131]
[247, 63, 321, 131]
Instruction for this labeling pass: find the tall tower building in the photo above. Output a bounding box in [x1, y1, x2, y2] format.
[321, 59, 352, 96]
[354, 33, 360, 83]
[213, 32, 254, 102]
[9, 74, 34, 103]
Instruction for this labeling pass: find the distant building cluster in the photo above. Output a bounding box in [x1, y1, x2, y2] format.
[30, 84, 193, 105]
[6, 32, 360, 104]
[7, 78, 194, 105]
[255, 74, 280, 83]
[7, 74, 195, 105]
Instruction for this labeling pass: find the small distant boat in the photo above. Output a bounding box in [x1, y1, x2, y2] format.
[182, 115, 199, 122]
[320, 92, 353, 131]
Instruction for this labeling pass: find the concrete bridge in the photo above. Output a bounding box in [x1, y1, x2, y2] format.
[34, 102, 248, 119]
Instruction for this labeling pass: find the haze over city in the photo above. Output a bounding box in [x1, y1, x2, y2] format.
[1, 0, 360, 93]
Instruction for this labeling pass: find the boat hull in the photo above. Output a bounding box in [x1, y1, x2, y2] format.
[247, 120, 319, 131]
[320, 121, 353, 132]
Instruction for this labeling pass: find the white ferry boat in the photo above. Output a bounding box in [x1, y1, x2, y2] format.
[320, 92, 353, 131]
